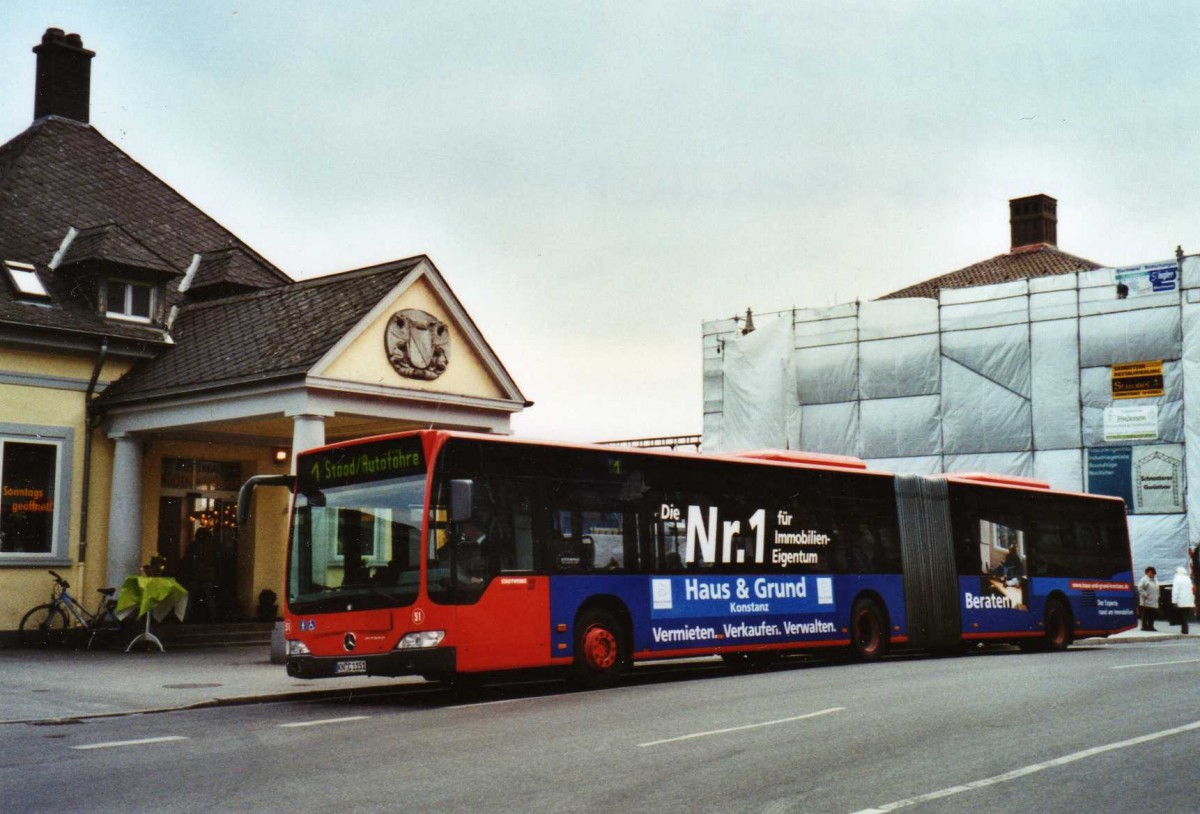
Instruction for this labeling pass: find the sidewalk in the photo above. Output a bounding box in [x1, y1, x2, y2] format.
[1, 626, 1196, 725]
[0, 643, 422, 725]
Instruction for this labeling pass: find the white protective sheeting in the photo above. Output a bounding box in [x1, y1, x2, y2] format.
[794, 343, 858, 405]
[701, 411, 723, 454]
[793, 303, 858, 348]
[799, 402, 859, 455]
[720, 315, 794, 451]
[703, 258, 1200, 573]
[940, 281, 1029, 331]
[941, 324, 1030, 398]
[859, 395, 940, 458]
[941, 357, 1032, 454]
[1127, 513, 1189, 575]
[863, 455, 944, 476]
[944, 451, 1033, 478]
[860, 334, 940, 399]
[1183, 256, 1200, 290]
[858, 298, 938, 340]
[1183, 302, 1200, 545]
[1079, 307, 1180, 367]
[1033, 449, 1084, 492]
[1031, 320, 1082, 449]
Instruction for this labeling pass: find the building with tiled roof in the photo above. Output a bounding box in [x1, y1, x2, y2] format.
[880, 194, 1104, 300]
[0, 29, 527, 634]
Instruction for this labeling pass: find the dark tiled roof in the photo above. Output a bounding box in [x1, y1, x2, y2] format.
[0, 267, 169, 345]
[58, 223, 177, 275]
[0, 116, 290, 345]
[879, 244, 1103, 300]
[187, 247, 283, 296]
[97, 258, 423, 405]
[0, 117, 288, 280]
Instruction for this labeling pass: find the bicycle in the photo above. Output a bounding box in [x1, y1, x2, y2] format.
[18, 570, 129, 649]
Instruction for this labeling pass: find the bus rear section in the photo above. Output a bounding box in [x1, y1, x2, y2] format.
[894, 473, 1137, 652]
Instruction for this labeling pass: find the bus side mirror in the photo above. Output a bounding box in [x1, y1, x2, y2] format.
[449, 479, 473, 523]
[237, 474, 294, 525]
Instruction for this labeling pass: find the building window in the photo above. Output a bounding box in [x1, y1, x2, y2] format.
[4, 260, 51, 300]
[105, 279, 156, 322]
[161, 458, 243, 492]
[0, 424, 73, 563]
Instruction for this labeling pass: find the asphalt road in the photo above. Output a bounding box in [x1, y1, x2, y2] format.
[3, 640, 1198, 814]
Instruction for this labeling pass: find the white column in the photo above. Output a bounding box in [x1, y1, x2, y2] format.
[106, 434, 143, 585]
[291, 414, 326, 474]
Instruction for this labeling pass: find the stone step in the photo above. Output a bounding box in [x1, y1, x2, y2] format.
[151, 621, 275, 648]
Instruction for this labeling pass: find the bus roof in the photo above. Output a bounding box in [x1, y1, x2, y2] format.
[297, 430, 892, 477]
[945, 472, 1050, 489]
[297, 431, 1121, 503]
[730, 449, 868, 470]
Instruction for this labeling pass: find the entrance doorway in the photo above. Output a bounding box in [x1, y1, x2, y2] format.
[157, 459, 243, 622]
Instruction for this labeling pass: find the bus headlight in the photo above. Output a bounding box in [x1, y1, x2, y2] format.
[396, 630, 445, 649]
[286, 640, 311, 656]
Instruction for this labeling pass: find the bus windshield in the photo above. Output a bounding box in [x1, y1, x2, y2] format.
[289, 437, 428, 614]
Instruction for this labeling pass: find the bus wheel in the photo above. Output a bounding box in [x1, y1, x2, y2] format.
[849, 599, 887, 661]
[573, 608, 625, 687]
[1043, 598, 1073, 652]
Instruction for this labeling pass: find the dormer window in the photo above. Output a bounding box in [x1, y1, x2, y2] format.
[4, 260, 51, 301]
[105, 279, 156, 322]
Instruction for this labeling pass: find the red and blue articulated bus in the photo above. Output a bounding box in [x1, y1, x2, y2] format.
[238, 431, 1137, 686]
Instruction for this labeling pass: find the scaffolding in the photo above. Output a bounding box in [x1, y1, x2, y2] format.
[702, 255, 1197, 574]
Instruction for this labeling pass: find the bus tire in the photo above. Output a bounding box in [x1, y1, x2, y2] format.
[572, 608, 626, 687]
[19, 604, 69, 648]
[1043, 598, 1073, 652]
[849, 598, 887, 661]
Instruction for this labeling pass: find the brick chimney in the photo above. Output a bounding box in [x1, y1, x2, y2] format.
[1009, 194, 1057, 251]
[33, 28, 95, 123]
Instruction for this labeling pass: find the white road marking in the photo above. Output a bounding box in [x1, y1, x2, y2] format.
[278, 715, 370, 728]
[849, 718, 1200, 813]
[637, 707, 844, 747]
[1111, 658, 1200, 670]
[71, 736, 188, 751]
[456, 697, 537, 708]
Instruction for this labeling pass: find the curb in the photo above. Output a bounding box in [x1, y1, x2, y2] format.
[4, 682, 432, 727]
[1077, 632, 1197, 645]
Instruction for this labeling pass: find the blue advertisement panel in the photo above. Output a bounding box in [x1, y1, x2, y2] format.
[647, 574, 837, 646]
[1115, 262, 1178, 296]
[1087, 447, 1133, 506]
[547, 573, 908, 656]
[959, 575, 1135, 635]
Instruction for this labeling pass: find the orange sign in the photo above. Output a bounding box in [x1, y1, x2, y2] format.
[1112, 361, 1164, 400]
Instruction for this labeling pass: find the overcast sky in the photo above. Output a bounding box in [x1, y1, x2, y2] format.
[4, 3, 1198, 443]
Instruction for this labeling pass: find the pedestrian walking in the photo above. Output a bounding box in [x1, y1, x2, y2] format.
[1138, 566, 1159, 631]
[1171, 566, 1195, 635]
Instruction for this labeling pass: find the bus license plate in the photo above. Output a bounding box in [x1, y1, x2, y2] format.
[334, 659, 367, 675]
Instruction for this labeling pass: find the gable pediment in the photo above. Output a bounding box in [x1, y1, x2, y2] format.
[310, 259, 523, 405]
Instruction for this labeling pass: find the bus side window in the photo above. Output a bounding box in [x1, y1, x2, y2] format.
[511, 512, 534, 571]
[550, 510, 593, 572]
[549, 509, 635, 572]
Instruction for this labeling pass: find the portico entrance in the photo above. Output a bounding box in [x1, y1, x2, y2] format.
[156, 458, 242, 622]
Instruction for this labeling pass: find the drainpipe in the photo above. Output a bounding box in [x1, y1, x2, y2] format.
[78, 337, 109, 588]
